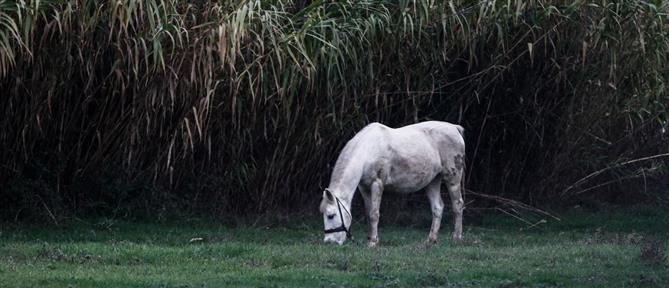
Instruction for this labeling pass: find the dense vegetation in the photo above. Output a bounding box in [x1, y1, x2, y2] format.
[1, 208, 668, 287]
[1, 0, 667, 220]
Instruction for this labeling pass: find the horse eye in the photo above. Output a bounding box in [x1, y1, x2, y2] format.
[327, 214, 335, 220]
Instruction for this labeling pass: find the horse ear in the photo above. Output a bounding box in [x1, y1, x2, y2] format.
[323, 189, 334, 202]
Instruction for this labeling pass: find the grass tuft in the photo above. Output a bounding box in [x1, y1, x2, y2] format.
[641, 240, 667, 267]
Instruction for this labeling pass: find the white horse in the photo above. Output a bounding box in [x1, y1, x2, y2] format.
[320, 121, 465, 247]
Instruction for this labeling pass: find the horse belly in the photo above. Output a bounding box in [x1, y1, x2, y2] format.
[384, 155, 441, 193]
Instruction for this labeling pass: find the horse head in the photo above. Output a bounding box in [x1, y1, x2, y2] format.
[320, 189, 351, 245]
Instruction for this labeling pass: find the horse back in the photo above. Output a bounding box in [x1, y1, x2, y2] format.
[402, 121, 465, 171]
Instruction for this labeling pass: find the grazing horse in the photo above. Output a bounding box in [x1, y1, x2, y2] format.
[320, 121, 465, 247]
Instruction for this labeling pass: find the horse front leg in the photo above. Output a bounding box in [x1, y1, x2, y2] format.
[367, 179, 383, 248]
[358, 185, 374, 244]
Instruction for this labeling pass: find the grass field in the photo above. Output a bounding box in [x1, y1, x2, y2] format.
[1, 207, 668, 287]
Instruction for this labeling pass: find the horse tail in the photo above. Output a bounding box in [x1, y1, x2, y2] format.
[455, 125, 465, 139]
[460, 157, 466, 203]
[456, 124, 465, 201]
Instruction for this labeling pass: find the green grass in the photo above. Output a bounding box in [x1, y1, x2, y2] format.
[1, 208, 668, 287]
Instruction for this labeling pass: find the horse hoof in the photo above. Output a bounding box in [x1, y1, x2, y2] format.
[367, 241, 378, 248]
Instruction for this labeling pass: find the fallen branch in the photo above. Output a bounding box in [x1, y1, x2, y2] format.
[572, 175, 641, 196]
[561, 152, 669, 196]
[467, 190, 561, 221]
[36, 194, 59, 226]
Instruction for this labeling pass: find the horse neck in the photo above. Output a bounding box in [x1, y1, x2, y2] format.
[328, 146, 366, 207]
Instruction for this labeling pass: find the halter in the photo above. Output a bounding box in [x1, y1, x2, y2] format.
[323, 191, 352, 239]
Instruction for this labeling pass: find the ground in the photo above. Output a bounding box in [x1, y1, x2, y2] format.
[1, 207, 668, 287]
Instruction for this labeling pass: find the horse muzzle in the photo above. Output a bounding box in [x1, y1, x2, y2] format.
[323, 234, 346, 245]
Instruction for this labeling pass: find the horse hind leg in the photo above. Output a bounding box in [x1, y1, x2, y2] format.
[425, 178, 444, 244]
[446, 175, 464, 242]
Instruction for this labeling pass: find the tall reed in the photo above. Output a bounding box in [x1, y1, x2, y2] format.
[1, 0, 667, 219]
